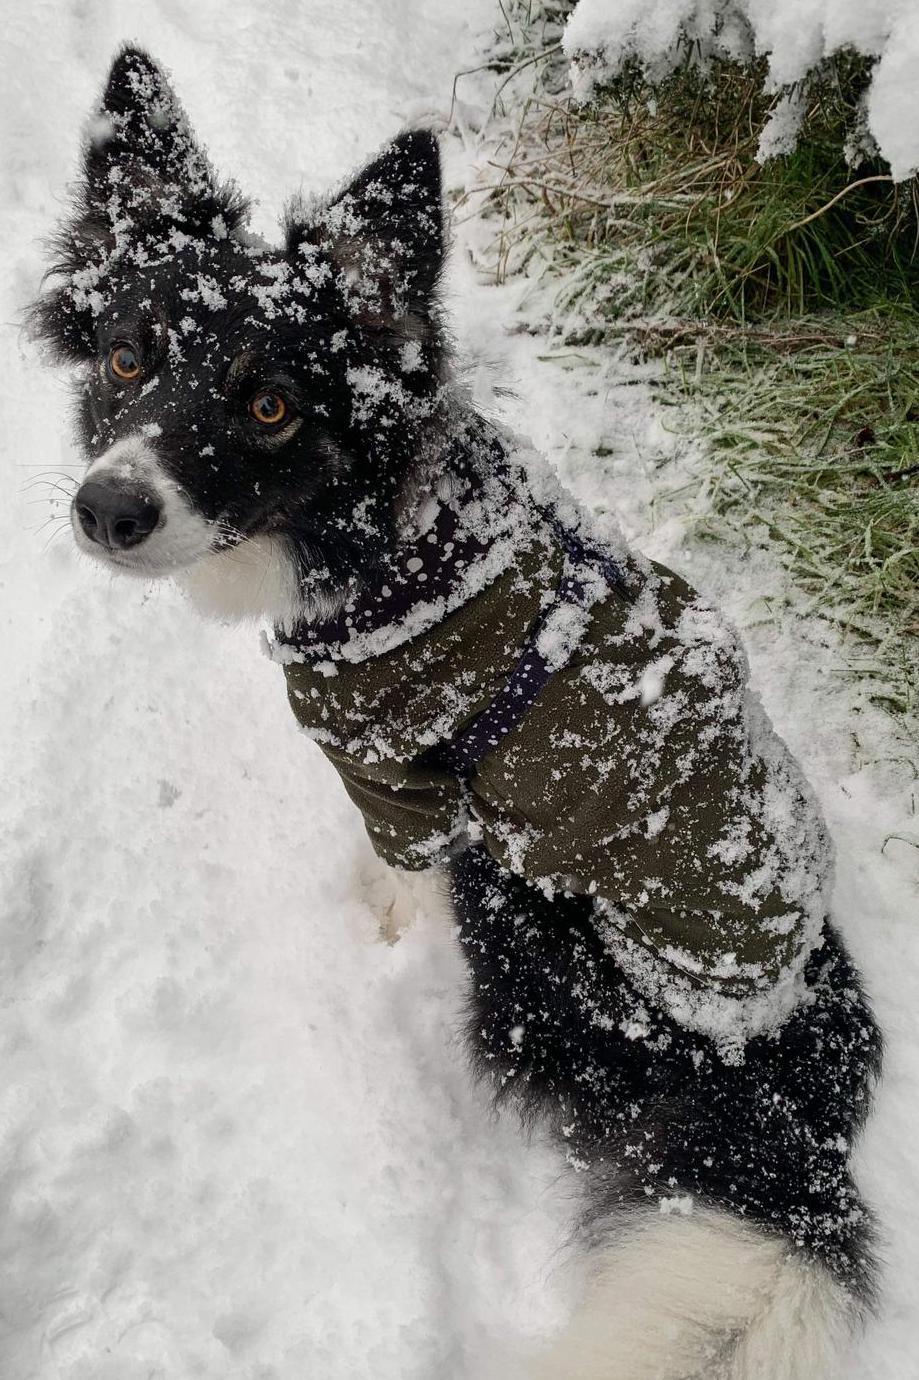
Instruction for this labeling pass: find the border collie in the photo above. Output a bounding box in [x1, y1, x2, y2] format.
[32, 47, 882, 1380]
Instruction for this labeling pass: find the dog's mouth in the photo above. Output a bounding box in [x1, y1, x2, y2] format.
[75, 539, 202, 578]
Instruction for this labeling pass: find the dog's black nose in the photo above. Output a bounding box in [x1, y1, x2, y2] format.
[74, 481, 161, 550]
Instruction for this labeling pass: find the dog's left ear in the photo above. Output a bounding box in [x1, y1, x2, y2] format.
[288, 130, 443, 334]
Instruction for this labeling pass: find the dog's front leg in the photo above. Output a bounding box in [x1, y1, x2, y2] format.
[358, 861, 453, 944]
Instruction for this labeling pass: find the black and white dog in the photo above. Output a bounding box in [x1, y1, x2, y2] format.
[33, 48, 882, 1380]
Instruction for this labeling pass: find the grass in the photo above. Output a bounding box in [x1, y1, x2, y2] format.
[462, 7, 919, 726]
[683, 312, 919, 714]
[482, 49, 919, 316]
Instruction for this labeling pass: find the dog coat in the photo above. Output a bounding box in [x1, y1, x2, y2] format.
[272, 439, 831, 1041]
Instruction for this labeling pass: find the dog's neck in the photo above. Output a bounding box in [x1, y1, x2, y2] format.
[275, 419, 533, 659]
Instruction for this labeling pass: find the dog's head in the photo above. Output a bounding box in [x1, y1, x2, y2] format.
[33, 47, 446, 625]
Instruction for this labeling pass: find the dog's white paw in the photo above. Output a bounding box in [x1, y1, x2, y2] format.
[357, 863, 452, 944]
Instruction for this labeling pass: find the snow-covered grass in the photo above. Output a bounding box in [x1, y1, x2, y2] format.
[465, 2, 919, 723]
[1, 2, 918, 1378]
[483, 52, 916, 320]
[684, 313, 919, 718]
[564, 0, 919, 181]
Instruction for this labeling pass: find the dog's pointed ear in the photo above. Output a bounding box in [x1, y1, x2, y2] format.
[86, 48, 209, 202]
[30, 47, 247, 360]
[80, 46, 244, 240]
[288, 130, 444, 333]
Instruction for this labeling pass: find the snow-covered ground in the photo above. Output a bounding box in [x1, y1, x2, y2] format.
[1, 2, 917, 1377]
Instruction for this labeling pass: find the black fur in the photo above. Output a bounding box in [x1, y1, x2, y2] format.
[449, 844, 882, 1300]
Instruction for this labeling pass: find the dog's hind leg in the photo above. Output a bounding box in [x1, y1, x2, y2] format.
[449, 848, 878, 1380]
[531, 1207, 858, 1380]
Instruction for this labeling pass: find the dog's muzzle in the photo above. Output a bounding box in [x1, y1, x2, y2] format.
[74, 478, 163, 550]
[70, 434, 218, 576]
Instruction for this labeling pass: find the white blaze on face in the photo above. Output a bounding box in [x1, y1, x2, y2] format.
[74, 433, 215, 574]
[73, 431, 312, 629]
[73, 432, 306, 628]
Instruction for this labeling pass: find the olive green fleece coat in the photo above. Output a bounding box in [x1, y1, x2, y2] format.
[278, 531, 830, 1030]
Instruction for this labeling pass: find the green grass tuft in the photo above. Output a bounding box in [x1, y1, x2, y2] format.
[681, 312, 919, 714]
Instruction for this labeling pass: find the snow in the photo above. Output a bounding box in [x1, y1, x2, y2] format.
[2, 4, 918, 1379]
[563, 0, 919, 179]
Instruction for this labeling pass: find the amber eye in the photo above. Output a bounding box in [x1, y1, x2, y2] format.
[250, 390, 288, 426]
[108, 343, 141, 382]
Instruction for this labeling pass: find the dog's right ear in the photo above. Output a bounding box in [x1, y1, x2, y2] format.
[82, 48, 223, 222]
[83, 46, 250, 245]
[32, 47, 246, 359]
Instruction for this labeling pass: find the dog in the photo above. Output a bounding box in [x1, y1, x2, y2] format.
[33, 46, 882, 1380]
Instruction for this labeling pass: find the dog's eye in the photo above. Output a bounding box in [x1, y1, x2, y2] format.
[250, 391, 288, 426]
[108, 343, 141, 382]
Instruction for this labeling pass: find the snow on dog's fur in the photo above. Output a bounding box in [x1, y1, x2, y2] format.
[32, 46, 882, 1379]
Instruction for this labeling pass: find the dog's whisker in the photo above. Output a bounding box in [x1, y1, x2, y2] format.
[35, 518, 71, 546]
[200, 538, 269, 573]
[42, 524, 74, 554]
[29, 512, 63, 533]
[20, 472, 79, 492]
[24, 481, 76, 502]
